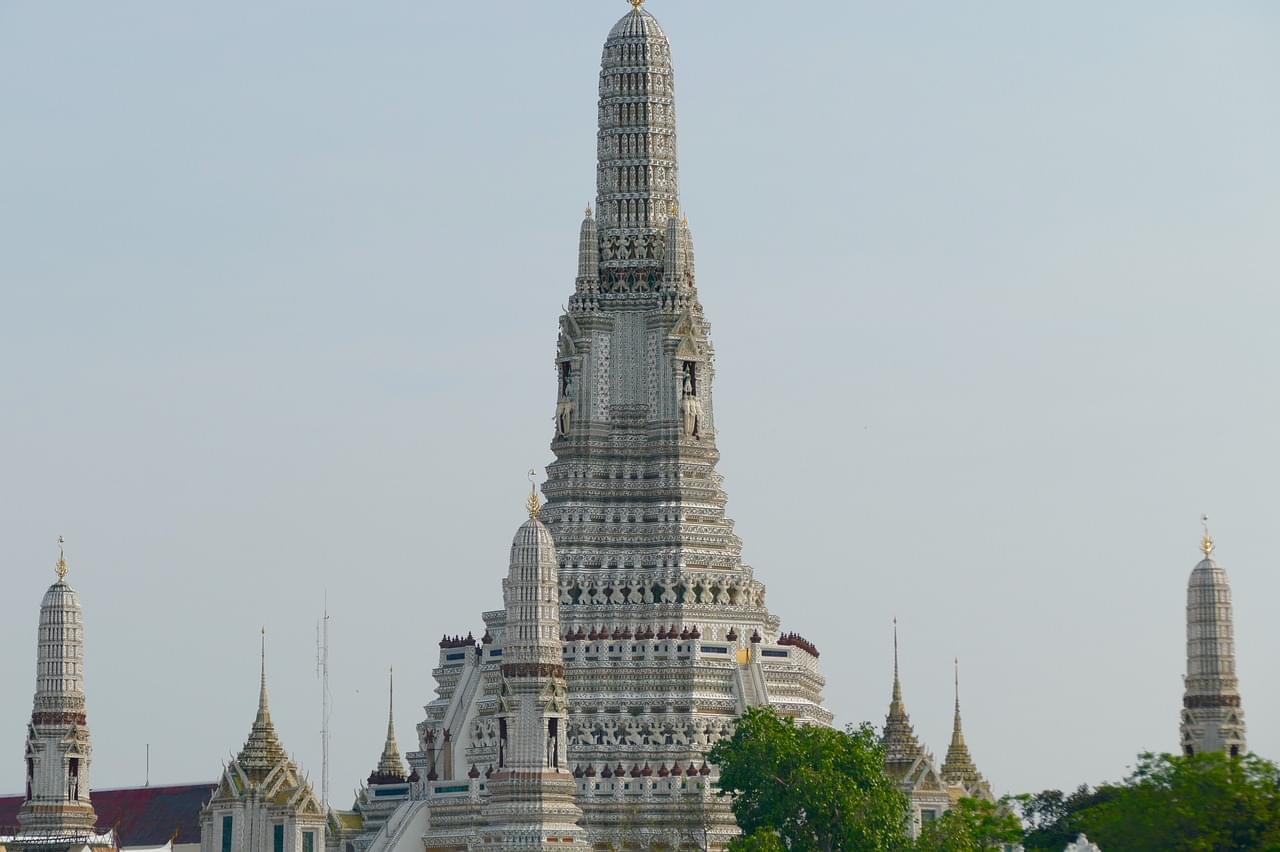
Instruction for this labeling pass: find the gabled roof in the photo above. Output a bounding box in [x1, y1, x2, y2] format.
[208, 634, 322, 815]
[0, 784, 215, 846]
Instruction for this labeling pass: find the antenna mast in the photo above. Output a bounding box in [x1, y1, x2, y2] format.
[316, 596, 332, 812]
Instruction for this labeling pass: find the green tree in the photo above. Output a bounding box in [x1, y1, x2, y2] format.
[1017, 784, 1120, 850]
[1068, 751, 1280, 851]
[709, 707, 911, 852]
[728, 831, 786, 852]
[912, 797, 1024, 851]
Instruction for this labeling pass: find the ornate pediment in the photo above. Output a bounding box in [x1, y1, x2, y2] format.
[669, 309, 700, 342]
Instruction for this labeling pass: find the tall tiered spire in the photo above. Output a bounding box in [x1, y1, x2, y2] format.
[882, 620, 924, 766]
[595, 1, 679, 274]
[941, 659, 987, 795]
[236, 630, 288, 779]
[1181, 517, 1247, 756]
[370, 668, 407, 784]
[17, 538, 100, 837]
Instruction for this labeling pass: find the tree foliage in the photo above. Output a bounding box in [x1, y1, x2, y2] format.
[710, 707, 911, 852]
[1021, 752, 1280, 851]
[912, 797, 1024, 851]
[1017, 784, 1119, 850]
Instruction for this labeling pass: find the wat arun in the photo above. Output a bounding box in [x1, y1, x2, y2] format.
[340, 4, 830, 850]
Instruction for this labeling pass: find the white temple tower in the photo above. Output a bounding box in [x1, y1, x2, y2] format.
[478, 490, 586, 848]
[408, 4, 828, 848]
[1180, 522, 1247, 757]
[15, 540, 100, 839]
[420, 489, 586, 850]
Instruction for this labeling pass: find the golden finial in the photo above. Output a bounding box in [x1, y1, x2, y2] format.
[585, 204, 594, 219]
[55, 536, 68, 581]
[1200, 514, 1215, 557]
[669, 200, 679, 218]
[630, 0, 645, 9]
[527, 469, 542, 520]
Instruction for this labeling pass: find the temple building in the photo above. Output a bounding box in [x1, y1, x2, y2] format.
[352, 3, 831, 848]
[199, 634, 326, 852]
[880, 625, 951, 837]
[1, 541, 115, 852]
[1180, 521, 1247, 757]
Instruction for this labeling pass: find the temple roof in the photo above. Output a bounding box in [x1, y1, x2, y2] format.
[607, 7, 667, 41]
[210, 634, 321, 814]
[232, 636, 289, 781]
[0, 784, 214, 846]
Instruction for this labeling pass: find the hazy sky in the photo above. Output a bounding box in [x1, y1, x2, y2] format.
[2, 1, 1277, 804]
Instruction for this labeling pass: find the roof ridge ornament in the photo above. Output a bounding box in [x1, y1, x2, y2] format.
[55, 535, 68, 581]
[527, 469, 542, 520]
[1201, 513, 1215, 558]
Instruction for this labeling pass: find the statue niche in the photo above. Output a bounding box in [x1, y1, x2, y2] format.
[680, 361, 702, 439]
[556, 362, 575, 437]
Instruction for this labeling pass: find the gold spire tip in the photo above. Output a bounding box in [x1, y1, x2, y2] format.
[55, 535, 68, 581]
[1200, 514, 1215, 557]
[630, 0, 645, 9]
[526, 469, 542, 520]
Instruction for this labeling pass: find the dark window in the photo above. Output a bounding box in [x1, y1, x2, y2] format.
[273, 825, 284, 852]
[222, 816, 233, 852]
[303, 832, 314, 852]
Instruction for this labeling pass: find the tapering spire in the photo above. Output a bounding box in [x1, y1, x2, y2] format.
[388, 667, 395, 736]
[256, 627, 270, 725]
[370, 666, 406, 783]
[953, 657, 961, 723]
[577, 206, 599, 283]
[882, 619, 923, 767]
[891, 617, 903, 706]
[942, 658, 981, 788]
[236, 629, 287, 778]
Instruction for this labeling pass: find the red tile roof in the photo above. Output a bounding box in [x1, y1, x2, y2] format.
[0, 784, 215, 846]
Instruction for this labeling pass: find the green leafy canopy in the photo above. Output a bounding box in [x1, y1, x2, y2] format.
[710, 707, 911, 852]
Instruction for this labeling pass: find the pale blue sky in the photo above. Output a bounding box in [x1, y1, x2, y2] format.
[2, 1, 1277, 801]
